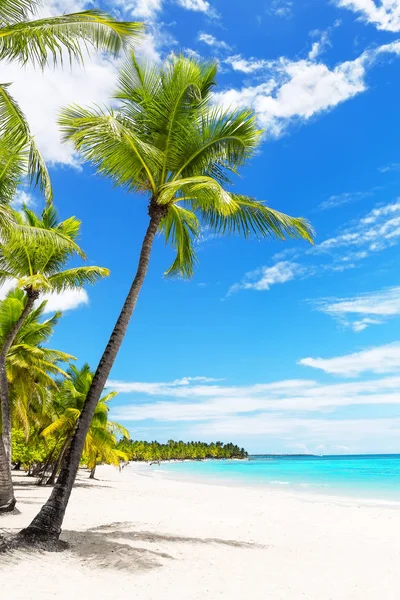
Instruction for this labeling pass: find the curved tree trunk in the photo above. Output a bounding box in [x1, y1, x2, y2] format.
[20, 204, 164, 542]
[0, 435, 15, 512]
[89, 465, 96, 479]
[46, 438, 70, 486]
[0, 288, 38, 512]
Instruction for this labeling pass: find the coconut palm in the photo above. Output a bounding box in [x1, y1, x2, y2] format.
[5, 289, 74, 436]
[41, 364, 127, 484]
[0, 288, 73, 510]
[21, 55, 314, 541]
[0, 205, 108, 512]
[0, 0, 143, 216]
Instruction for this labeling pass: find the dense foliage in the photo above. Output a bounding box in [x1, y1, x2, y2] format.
[117, 439, 248, 461]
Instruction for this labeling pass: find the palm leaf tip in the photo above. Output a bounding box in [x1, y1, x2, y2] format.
[0, 11, 145, 68]
[201, 196, 315, 244]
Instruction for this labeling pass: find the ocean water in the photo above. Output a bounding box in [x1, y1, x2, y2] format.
[135, 455, 400, 502]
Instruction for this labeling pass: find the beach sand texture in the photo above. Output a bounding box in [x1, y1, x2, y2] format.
[1, 465, 399, 599]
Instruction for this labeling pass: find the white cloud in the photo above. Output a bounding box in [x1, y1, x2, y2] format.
[299, 343, 400, 376]
[336, 0, 400, 32]
[176, 0, 212, 13]
[41, 289, 89, 313]
[315, 286, 400, 331]
[267, 0, 293, 18]
[308, 30, 331, 61]
[2, 54, 120, 167]
[379, 162, 400, 173]
[315, 200, 400, 256]
[214, 41, 400, 138]
[318, 189, 374, 210]
[109, 368, 400, 450]
[225, 55, 270, 73]
[110, 373, 400, 416]
[0, 282, 89, 314]
[125, 0, 215, 18]
[227, 261, 304, 295]
[198, 32, 231, 50]
[11, 190, 35, 210]
[127, 0, 162, 19]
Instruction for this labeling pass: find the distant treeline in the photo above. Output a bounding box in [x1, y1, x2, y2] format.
[117, 439, 248, 461]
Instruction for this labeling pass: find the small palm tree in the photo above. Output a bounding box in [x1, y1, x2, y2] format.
[0, 0, 143, 216]
[42, 364, 127, 484]
[0, 205, 108, 512]
[22, 55, 314, 541]
[0, 288, 74, 511]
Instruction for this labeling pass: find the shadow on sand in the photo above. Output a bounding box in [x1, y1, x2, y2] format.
[1, 521, 265, 573]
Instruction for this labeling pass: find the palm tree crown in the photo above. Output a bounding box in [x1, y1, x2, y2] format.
[60, 54, 314, 278]
[0, 204, 109, 295]
[0, 288, 74, 436]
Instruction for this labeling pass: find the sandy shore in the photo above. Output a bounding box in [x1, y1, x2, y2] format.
[1, 465, 399, 599]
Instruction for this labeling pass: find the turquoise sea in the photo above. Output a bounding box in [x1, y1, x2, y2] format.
[137, 455, 400, 502]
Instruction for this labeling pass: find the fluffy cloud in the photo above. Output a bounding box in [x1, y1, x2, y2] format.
[299, 343, 400, 376]
[176, 0, 212, 13]
[227, 261, 304, 295]
[215, 41, 400, 137]
[198, 32, 231, 50]
[109, 372, 400, 418]
[315, 286, 400, 331]
[336, 0, 400, 32]
[315, 200, 400, 256]
[109, 361, 400, 450]
[0, 283, 89, 314]
[224, 55, 270, 73]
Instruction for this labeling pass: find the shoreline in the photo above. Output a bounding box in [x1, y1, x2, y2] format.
[125, 460, 400, 509]
[2, 465, 400, 599]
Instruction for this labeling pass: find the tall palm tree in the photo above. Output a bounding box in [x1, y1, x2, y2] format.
[0, 205, 108, 512]
[42, 364, 127, 484]
[21, 55, 314, 541]
[0, 288, 73, 511]
[0, 0, 143, 219]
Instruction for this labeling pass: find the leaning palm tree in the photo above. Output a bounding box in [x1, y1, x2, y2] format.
[20, 55, 314, 542]
[0, 288, 74, 511]
[0, 205, 108, 512]
[0, 0, 143, 213]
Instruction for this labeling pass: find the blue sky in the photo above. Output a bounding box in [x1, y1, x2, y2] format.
[4, 0, 400, 454]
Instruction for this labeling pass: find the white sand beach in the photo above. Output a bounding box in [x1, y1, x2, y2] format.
[1, 465, 399, 600]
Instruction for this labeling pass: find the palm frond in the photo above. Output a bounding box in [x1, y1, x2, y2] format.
[160, 204, 200, 278]
[199, 195, 314, 242]
[0, 83, 52, 201]
[58, 106, 162, 194]
[0, 0, 37, 26]
[0, 11, 144, 67]
[47, 266, 109, 292]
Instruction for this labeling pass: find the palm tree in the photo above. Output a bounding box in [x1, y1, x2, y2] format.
[0, 288, 73, 510]
[42, 364, 127, 484]
[0, 0, 143, 220]
[0, 205, 108, 512]
[20, 55, 314, 542]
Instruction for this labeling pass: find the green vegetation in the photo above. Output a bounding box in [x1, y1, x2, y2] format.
[118, 439, 248, 462]
[0, 14, 313, 540]
[25, 53, 312, 542]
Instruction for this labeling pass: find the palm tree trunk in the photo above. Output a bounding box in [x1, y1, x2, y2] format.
[89, 465, 96, 479]
[0, 435, 15, 512]
[20, 203, 165, 542]
[0, 288, 38, 513]
[46, 438, 70, 486]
